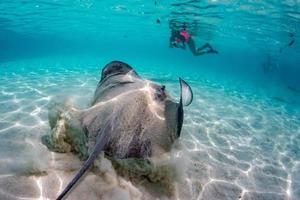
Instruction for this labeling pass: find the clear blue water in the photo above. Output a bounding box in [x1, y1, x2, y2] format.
[0, 1, 300, 200]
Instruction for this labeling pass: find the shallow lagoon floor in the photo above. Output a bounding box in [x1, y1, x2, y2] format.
[0, 57, 300, 200]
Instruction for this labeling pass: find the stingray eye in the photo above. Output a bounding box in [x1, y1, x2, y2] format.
[154, 85, 166, 101]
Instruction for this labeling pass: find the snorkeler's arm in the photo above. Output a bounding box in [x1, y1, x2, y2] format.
[177, 42, 185, 49]
[181, 42, 186, 49]
[169, 36, 174, 48]
[175, 34, 186, 49]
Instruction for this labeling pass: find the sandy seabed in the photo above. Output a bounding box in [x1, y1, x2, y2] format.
[0, 59, 300, 200]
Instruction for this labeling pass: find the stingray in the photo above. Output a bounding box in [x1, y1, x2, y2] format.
[42, 61, 193, 200]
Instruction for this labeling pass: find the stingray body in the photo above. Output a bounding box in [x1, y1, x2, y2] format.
[42, 61, 193, 200]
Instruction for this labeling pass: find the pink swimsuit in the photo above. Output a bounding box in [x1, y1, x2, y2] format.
[180, 30, 190, 43]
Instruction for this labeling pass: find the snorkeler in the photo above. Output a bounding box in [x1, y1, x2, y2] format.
[169, 25, 218, 56]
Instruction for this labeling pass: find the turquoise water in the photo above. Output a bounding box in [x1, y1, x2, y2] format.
[1, 1, 300, 200]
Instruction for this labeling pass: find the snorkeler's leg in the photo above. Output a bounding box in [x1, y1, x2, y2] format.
[198, 43, 218, 53]
[188, 39, 205, 56]
[206, 47, 218, 54]
[204, 43, 218, 54]
[197, 43, 211, 51]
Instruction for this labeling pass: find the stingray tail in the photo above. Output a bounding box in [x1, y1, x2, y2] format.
[56, 122, 112, 200]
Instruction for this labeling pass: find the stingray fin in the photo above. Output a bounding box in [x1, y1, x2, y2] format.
[56, 121, 113, 200]
[176, 78, 193, 137]
[179, 78, 193, 106]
